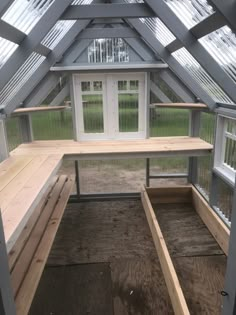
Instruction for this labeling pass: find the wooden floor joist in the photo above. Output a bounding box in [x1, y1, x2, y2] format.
[141, 187, 190, 315]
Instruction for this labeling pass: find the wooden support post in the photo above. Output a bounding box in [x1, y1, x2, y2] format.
[0, 119, 9, 162]
[19, 114, 33, 143]
[0, 212, 16, 315]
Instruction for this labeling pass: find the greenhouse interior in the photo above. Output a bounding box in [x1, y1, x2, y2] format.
[0, 0, 236, 314]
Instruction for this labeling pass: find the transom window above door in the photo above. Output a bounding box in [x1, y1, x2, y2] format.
[73, 73, 147, 141]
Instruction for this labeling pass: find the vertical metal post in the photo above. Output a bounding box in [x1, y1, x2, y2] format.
[75, 160, 80, 201]
[0, 118, 9, 162]
[209, 171, 219, 207]
[146, 158, 150, 187]
[210, 113, 219, 208]
[222, 175, 236, 315]
[70, 75, 79, 141]
[0, 211, 16, 315]
[19, 114, 33, 142]
[188, 110, 201, 184]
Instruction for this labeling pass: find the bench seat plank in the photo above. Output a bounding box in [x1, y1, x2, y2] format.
[8, 177, 58, 272]
[2, 154, 63, 252]
[12, 175, 74, 315]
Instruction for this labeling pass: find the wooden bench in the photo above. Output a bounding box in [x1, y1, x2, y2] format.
[8, 175, 74, 315]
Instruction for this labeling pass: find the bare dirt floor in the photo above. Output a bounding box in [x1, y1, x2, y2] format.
[58, 160, 188, 194]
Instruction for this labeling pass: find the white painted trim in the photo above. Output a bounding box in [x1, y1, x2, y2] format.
[72, 72, 147, 141]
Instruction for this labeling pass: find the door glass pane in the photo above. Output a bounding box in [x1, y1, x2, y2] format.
[130, 80, 139, 90]
[82, 94, 104, 133]
[119, 93, 139, 132]
[118, 80, 128, 91]
[81, 81, 90, 91]
[93, 81, 102, 91]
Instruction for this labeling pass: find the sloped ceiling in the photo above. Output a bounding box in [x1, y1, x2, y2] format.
[0, 0, 235, 115]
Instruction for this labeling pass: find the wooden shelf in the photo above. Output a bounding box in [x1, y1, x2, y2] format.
[12, 106, 70, 115]
[150, 103, 208, 109]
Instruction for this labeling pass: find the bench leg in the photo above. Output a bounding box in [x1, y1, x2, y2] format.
[0, 212, 16, 315]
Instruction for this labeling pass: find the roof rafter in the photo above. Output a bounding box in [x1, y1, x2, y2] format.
[208, 0, 236, 32]
[78, 27, 139, 39]
[144, 0, 236, 104]
[62, 3, 155, 19]
[166, 11, 226, 53]
[126, 18, 215, 108]
[3, 19, 91, 115]
[0, 0, 74, 92]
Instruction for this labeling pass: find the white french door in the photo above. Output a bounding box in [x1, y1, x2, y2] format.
[73, 73, 147, 141]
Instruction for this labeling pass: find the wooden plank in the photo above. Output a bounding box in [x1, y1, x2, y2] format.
[2, 154, 63, 252]
[150, 103, 207, 109]
[10, 137, 213, 158]
[11, 176, 67, 297]
[8, 176, 58, 271]
[141, 187, 190, 315]
[29, 264, 113, 315]
[0, 156, 49, 212]
[146, 186, 192, 204]
[0, 156, 33, 192]
[12, 106, 69, 115]
[15, 176, 74, 315]
[192, 185, 230, 256]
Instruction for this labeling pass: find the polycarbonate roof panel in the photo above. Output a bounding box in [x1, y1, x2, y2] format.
[140, 18, 176, 46]
[163, 0, 215, 29]
[1, 0, 55, 34]
[172, 48, 234, 104]
[72, 0, 93, 4]
[125, 0, 175, 46]
[0, 38, 18, 69]
[42, 20, 76, 50]
[199, 26, 236, 84]
[0, 53, 45, 106]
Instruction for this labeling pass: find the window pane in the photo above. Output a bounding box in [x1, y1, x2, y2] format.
[0, 37, 18, 68]
[2, 0, 54, 34]
[172, 48, 234, 104]
[88, 38, 129, 63]
[119, 93, 139, 132]
[163, 0, 215, 29]
[82, 95, 104, 133]
[130, 80, 139, 91]
[93, 81, 103, 91]
[81, 82, 91, 92]
[118, 81, 128, 91]
[199, 26, 236, 84]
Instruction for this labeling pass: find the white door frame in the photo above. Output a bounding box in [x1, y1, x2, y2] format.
[72, 72, 147, 141]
